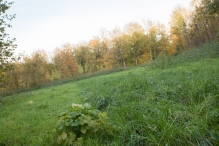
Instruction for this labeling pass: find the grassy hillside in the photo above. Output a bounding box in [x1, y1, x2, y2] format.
[0, 42, 219, 145]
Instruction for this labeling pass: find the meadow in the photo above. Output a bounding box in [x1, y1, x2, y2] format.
[0, 42, 219, 145]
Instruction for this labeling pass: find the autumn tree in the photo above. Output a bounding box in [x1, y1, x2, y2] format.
[125, 22, 146, 66]
[1, 62, 19, 91]
[146, 21, 158, 60]
[74, 43, 89, 73]
[53, 44, 78, 78]
[208, 0, 219, 40]
[0, 0, 16, 87]
[45, 62, 61, 81]
[21, 50, 48, 88]
[89, 37, 105, 71]
[103, 47, 116, 69]
[179, 1, 216, 47]
[111, 28, 130, 67]
[155, 23, 173, 56]
[99, 31, 114, 69]
[142, 21, 171, 61]
[169, 6, 189, 52]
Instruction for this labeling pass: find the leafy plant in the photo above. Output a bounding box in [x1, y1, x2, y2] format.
[54, 103, 115, 145]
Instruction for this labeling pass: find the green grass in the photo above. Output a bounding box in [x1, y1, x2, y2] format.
[82, 58, 219, 145]
[0, 42, 219, 145]
[0, 84, 84, 145]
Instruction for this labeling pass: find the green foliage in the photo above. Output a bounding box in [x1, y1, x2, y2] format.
[96, 96, 116, 111]
[0, 0, 16, 87]
[208, 0, 219, 14]
[54, 103, 115, 145]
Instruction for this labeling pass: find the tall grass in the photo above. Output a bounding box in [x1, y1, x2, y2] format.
[81, 58, 219, 145]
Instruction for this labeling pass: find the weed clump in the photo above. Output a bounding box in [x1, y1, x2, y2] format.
[53, 103, 116, 145]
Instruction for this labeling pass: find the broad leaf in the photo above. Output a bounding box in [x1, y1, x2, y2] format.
[61, 132, 67, 140]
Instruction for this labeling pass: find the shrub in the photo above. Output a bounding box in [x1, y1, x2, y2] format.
[53, 103, 115, 145]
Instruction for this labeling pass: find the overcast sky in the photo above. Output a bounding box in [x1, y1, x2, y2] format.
[7, 0, 191, 55]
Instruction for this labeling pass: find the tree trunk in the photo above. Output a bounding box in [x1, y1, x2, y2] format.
[203, 19, 211, 43]
[135, 56, 138, 66]
[123, 60, 126, 68]
[150, 48, 153, 61]
[82, 65, 86, 74]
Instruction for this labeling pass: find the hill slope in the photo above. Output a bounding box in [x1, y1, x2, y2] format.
[0, 43, 219, 145]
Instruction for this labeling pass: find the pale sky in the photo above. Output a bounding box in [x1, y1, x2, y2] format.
[7, 0, 191, 55]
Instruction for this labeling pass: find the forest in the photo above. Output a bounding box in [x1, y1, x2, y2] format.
[1, 0, 219, 93]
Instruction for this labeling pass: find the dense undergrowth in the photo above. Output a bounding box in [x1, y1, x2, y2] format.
[0, 42, 219, 145]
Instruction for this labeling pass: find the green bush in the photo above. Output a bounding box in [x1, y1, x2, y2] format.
[53, 103, 115, 145]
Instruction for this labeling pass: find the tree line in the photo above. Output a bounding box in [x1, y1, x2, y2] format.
[1, 0, 219, 93]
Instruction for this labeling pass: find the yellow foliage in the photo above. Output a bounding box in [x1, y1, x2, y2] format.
[139, 52, 151, 64]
